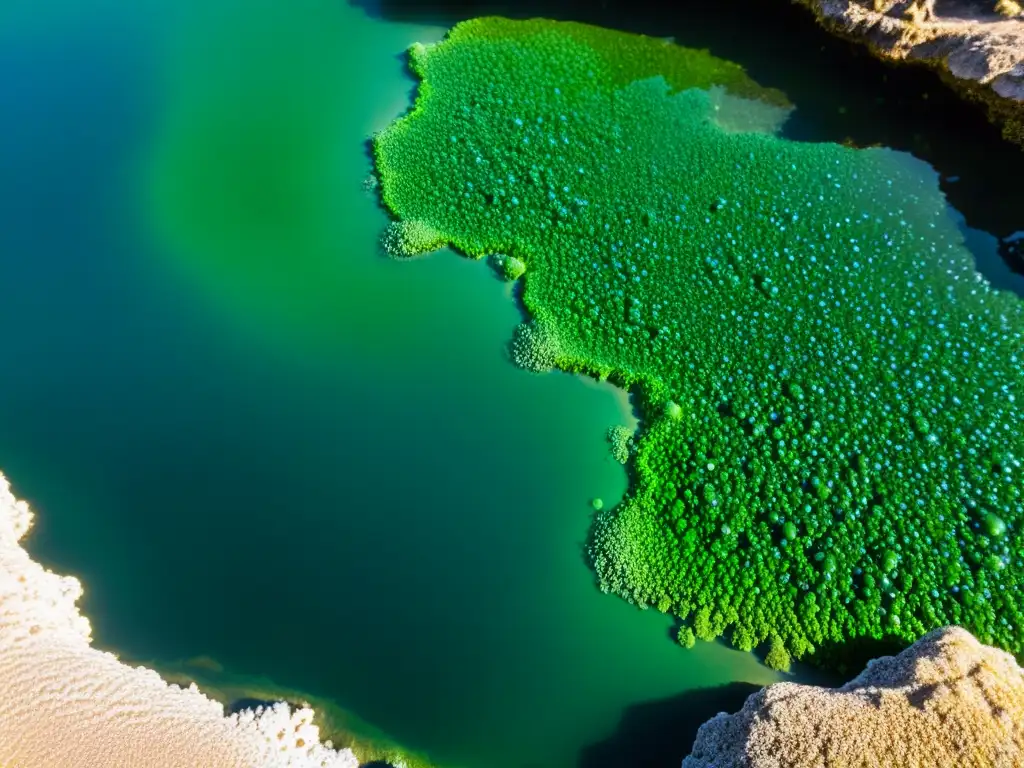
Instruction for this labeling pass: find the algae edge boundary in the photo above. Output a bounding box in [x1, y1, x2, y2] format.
[369, 19, 757, 662]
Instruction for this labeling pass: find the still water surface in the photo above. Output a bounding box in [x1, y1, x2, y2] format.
[0, 2, 781, 767]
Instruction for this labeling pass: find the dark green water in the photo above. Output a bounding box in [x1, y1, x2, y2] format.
[0, 3, 779, 768]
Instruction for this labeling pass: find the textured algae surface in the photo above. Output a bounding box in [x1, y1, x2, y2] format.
[374, 17, 1024, 662]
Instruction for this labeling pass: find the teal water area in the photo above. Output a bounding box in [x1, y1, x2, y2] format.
[0, 3, 781, 768]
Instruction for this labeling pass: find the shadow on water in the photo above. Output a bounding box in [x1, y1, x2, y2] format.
[572, 635, 914, 768]
[953, 210, 1024, 295]
[572, 637, 921, 768]
[576, 682, 762, 768]
[349, 0, 1024, 262]
[805, 633, 911, 680]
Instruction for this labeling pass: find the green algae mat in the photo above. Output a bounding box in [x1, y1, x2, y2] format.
[374, 17, 1024, 665]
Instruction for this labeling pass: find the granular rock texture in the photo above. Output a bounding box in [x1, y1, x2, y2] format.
[797, 1, 1024, 140]
[684, 626, 1024, 768]
[0, 472, 358, 768]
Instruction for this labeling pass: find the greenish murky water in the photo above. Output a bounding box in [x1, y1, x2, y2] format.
[0, 3, 781, 767]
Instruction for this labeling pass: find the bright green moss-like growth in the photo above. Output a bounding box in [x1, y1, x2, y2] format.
[677, 625, 697, 649]
[765, 635, 792, 673]
[491, 253, 526, 281]
[375, 17, 1024, 661]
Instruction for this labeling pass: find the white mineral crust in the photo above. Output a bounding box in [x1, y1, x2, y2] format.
[0, 472, 358, 768]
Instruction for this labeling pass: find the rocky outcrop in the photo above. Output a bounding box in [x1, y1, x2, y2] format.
[683, 626, 1024, 768]
[796, 1, 1024, 141]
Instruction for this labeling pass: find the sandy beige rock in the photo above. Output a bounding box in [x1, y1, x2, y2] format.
[684, 626, 1024, 768]
[0, 472, 358, 768]
[797, 1, 1024, 139]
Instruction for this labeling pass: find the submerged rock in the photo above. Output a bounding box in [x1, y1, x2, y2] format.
[683, 626, 1024, 768]
[796, 1, 1024, 142]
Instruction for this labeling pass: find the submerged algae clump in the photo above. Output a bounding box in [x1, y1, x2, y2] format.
[375, 17, 1024, 662]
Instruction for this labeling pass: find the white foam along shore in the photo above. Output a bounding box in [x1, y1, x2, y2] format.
[0, 472, 359, 768]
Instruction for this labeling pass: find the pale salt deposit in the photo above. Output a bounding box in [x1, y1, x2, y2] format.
[0, 472, 359, 768]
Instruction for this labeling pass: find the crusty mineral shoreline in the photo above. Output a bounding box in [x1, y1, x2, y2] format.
[795, 0, 1024, 141]
[8, 465, 1024, 768]
[0, 472, 358, 768]
[684, 625, 1024, 768]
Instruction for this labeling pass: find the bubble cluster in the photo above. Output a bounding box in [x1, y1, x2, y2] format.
[375, 17, 1024, 660]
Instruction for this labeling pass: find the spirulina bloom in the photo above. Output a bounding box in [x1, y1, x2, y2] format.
[375, 17, 1024, 661]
